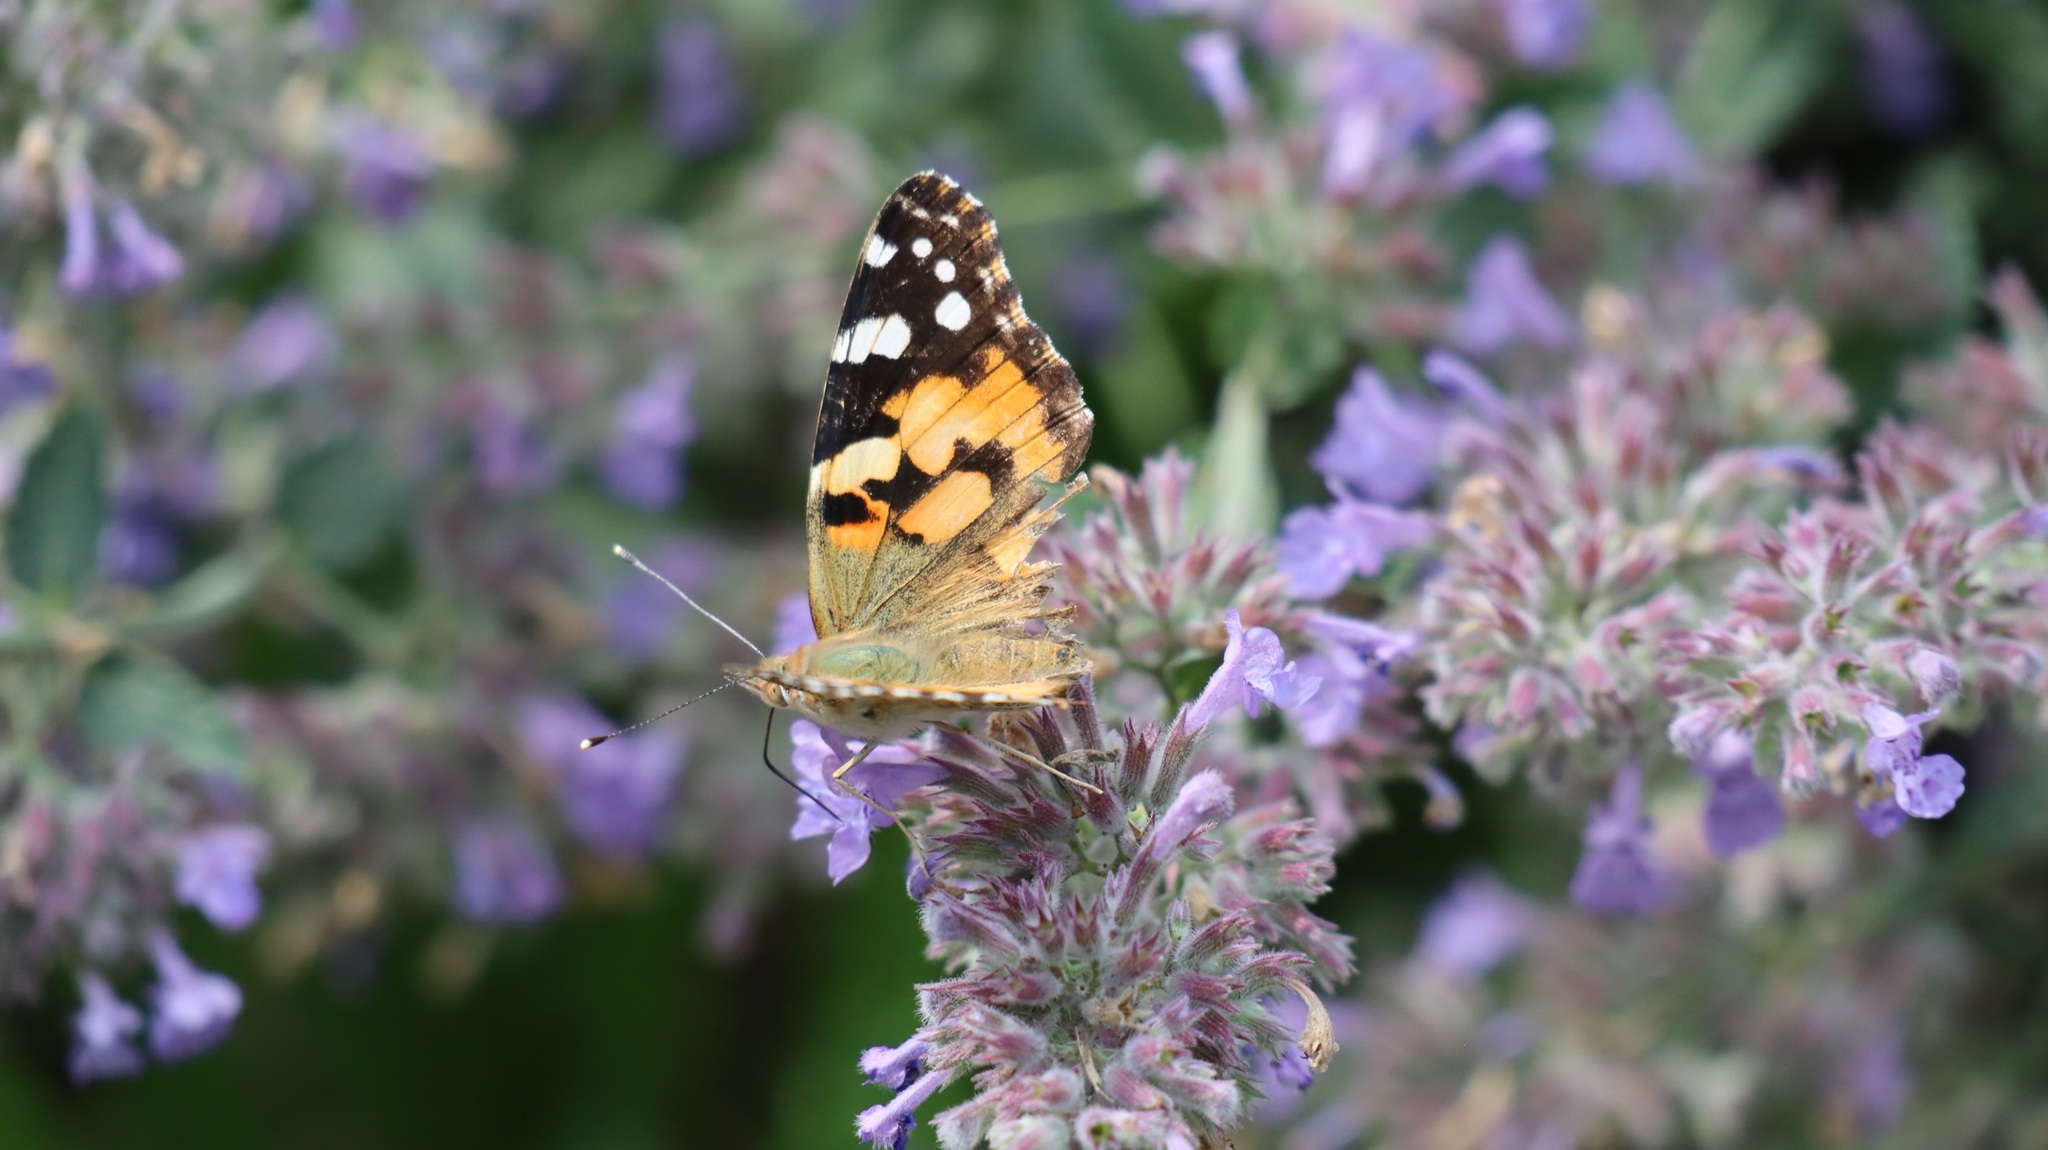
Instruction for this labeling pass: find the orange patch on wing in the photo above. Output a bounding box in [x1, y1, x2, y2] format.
[898, 469, 994, 543]
[826, 494, 888, 552]
[984, 524, 1035, 575]
[890, 355, 1043, 475]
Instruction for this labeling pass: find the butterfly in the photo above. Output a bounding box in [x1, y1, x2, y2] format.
[726, 172, 1097, 788]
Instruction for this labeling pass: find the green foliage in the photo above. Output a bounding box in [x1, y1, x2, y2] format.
[6, 409, 107, 600]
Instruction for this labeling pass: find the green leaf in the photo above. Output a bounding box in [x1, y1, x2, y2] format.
[6, 408, 108, 598]
[1672, 0, 1833, 158]
[77, 658, 247, 777]
[276, 439, 408, 571]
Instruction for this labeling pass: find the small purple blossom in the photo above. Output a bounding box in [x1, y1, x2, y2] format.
[599, 356, 697, 510]
[1861, 703, 1935, 779]
[60, 189, 186, 298]
[1894, 753, 1964, 819]
[1292, 614, 1413, 747]
[59, 181, 102, 297]
[773, 591, 818, 654]
[1184, 611, 1320, 730]
[789, 722, 942, 883]
[69, 973, 144, 1083]
[1569, 767, 1668, 916]
[1454, 236, 1573, 355]
[1309, 367, 1444, 506]
[1584, 82, 1700, 187]
[1439, 106, 1552, 199]
[1421, 348, 1505, 423]
[1856, 792, 1910, 839]
[1856, 3, 1950, 139]
[0, 326, 55, 418]
[1319, 30, 1466, 198]
[336, 117, 434, 225]
[106, 201, 186, 293]
[1415, 871, 1532, 979]
[860, 1035, 929, 1092]
[1182, 31, 1254, 128]
[518, 694, 685, 858]
[452, 816, 563, 924]
[1277, 497, 1435, 599]
[1693, 731, 1785, 858]
[855, 1061, 952, 1149]
[657, 18, 745, 156]
[312, 0, 358, 48]
[174, 824, 271, 931]
[1495, 0, 1590, 69]
[146, 932, 242, 1061]
[233, 296, 335, 392]
[473, 404, 559, 496]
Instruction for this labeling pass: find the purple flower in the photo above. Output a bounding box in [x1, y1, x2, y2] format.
[175, 824, 271, 930]
[69, 973, 144, 1083]
[1319, 30, 1466, 198]
[599, 356, 697, 510]
[1894, 753, 1964, 819]
[1856, 793, 1910, 839]
[1584, 82, 1700, 187]
[855, 1062, 952, 1149]
[1142, 770, 1234, 861]
[603, 540, 714, 663]
[1569, 767, 1668, 915]
[1692, 731, 1784, 858]
[1439, 107, 1552, 199]
[1421, 348, 1505, 423]
[1856, 3, 1950, 139]
[1416, 871, 1532, 978]
[1454, 236, 1573, 355]
[860, 1036, 929, 1092]
[1309, 367, 1444, 505]
[1850, 1027, 1910, 1133]
[1292, 614, 1414, 747]
[1495, 0, 1590, 69]
[1184, 611, 1321, 730]
[146, 932, 242, 1061]
[452, 816, 563, 923]
[1182, 31, 1253, 128]
[60, 188, 186, 298]
[233, 296, 335, 391]
[789, 722, 942, 883]
[657, 18, 745, 156]
[1277, 497, 1435, 599]
[2021, 505, 2048, 537]
[473, 404, 559, 496]
[1861, 703, 1936, 778]
[101, 469, 187, 586]
[313, 0, 358, 48]
[336, 117, 434, 225]
[773, 591, 818, 654]
[59, 182, 102, 297]
[0, 326, 55, 417]
[518, 693, 685, 857]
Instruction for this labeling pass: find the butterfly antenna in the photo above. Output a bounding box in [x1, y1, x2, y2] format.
[580, 682, 736, 749]
[760, 708, 839, 822]
[610, 544, 766, 659]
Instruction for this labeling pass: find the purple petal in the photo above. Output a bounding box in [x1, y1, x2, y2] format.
[1584, 82, 1699, 187]
[1893, 753, 1964, 819]
[1455, 236, 1573, 355]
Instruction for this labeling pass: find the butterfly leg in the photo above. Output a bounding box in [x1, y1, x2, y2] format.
[960, 729, 1104, 794]
[831, 740, 944, 893]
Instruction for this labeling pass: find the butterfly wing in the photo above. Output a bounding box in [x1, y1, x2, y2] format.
[805, 172, 1094, 646]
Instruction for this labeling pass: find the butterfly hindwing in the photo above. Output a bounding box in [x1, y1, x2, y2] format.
[806, 172, 1094, 640]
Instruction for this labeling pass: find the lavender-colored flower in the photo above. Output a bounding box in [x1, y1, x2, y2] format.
[146, 933, 242, 1061]
[60, 189, 186, 298]
[860, 1035, 929, 1092]
[599, 356, 697, 510]
[789, 721, 942, 883]
[1277, 497, 1435, 599]
[312, 0, 358, 48]
[1569, 767, 1667, 915]
[1693, 732, 1784, 858]
[1182, 31, 1253, 128]
[59, 182, 102, 298]
[1415, 871, 1532, 979]
[1421, 348, 1505, 423]
[1309, 367, 1444, 506]
[1439, 107, 1552, 199]
[518, 693, 685, 857]
[1319, 30, 1465, 198]
[856, 1064, 952, 1149]
[773, 591, 818, 654]
[1856, 792, 1910, 839]
[1293, 614, 1414, 748]
[1861, 703, 1935, 779]
[473, 404, 559, 496]
[336, 117, 434, 225]
[1495, 0, 1590, 69]
[101, 481, 183, 586]
[452, 816, 563, 923]
[0, 326, 55, 418]
[2021, 505, 2048, 537]
[1856, 3, 1950, 139]
[69, 973, 144, 1083]
[174, 824, 271, 931]
[657, 18, 745, 156]
[1454, 236, 1573, 355]
[1584, 82, 1700, 187]
[1184, 611, 1320, 730]
[1893, 753, 1964, 819]
[233, 296, 335, 391]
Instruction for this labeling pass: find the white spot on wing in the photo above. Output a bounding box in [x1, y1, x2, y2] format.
[864, 234, 896, 268]
[831, 328, 852, 363]
[871, 314, 912, 359]
[911, 237, 933, 259]
[935, 292, 971, 331]
[934, 258, 955, 283]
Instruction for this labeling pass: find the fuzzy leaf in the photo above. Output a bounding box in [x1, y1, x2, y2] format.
[6, 408, 108, 597]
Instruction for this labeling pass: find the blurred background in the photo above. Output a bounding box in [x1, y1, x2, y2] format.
[3, 0, 2048, 1146]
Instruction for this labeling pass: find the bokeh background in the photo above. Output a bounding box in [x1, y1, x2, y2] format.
[4, 0, 2048, 1146]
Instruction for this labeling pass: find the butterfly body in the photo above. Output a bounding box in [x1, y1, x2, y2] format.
[728, 172, 1094, 738]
